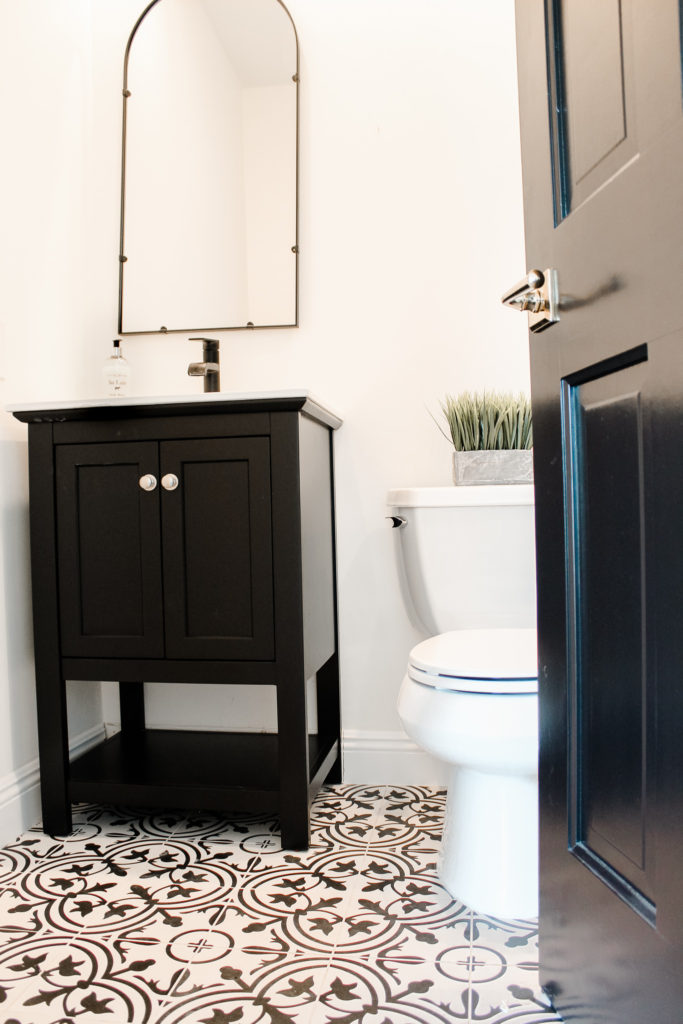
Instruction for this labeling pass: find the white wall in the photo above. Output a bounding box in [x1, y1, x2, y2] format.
[0, 0, 528, 838]
[0, 0, 111, 844]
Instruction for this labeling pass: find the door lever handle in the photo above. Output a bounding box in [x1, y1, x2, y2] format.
[502, 268, 559, 333]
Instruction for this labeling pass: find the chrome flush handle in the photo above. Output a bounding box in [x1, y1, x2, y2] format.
[502, 268, 559, 333]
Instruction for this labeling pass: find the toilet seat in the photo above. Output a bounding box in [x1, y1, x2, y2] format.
[408, 628, 538, 694]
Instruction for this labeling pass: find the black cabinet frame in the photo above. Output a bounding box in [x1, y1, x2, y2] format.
[15, 395, 342, 849]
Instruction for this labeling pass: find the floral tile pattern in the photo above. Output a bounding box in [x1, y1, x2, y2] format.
[0, 786, 563, 1024]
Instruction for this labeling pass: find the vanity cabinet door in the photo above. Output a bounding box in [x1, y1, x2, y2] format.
[55, 442, 165, 658]
[160, 437, 274, 660]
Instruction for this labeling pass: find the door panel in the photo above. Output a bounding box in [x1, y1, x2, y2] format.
[563, 0, 626, 182]
[550, 0, 637, 220]
[563, 355, 654, 914]
[161, 437, 274, 660]
[182, 458, 252, 639]
[514, 0, 683, 1019]
[55, 442, 164, 658]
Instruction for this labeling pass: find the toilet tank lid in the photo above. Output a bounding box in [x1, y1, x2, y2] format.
[409, 628, 538, 683]
[387, 485, 534, 508]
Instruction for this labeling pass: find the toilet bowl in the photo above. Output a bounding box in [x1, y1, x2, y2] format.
[388, 485, 538, 919]
[398, 628, 538, 918]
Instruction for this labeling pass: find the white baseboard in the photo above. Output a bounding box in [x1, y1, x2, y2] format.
[0, 723, 106, 846]
[341, 729, 449, 785]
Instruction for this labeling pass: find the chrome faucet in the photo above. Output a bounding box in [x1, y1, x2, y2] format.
[188, 337, 220, 392]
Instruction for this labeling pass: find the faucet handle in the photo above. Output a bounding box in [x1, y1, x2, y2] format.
[189, 337, 220, 363]
[189, 337, 220, 347]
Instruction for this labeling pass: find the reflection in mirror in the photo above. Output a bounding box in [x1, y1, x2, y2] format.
[119, 0, 298, 334]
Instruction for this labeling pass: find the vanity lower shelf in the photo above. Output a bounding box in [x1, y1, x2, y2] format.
[69, 730, 339, 815]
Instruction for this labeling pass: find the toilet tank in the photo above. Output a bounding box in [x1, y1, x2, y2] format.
[387, 485, 536, 635]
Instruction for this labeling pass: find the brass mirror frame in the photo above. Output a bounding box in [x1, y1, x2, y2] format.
[117, 0, 300, 336]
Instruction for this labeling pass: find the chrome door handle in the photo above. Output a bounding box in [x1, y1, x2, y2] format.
[139, 473, 157, 491]
[502, 268, 559, 333]
[161, 473, 179, 491]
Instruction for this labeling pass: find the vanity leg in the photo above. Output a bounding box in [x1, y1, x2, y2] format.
[29, 423, 72, 834]
[119, 681, 146, 741]
[277, 678, 311, 850]
[316, 652, 342, 784]
[36, 668, 72, 836]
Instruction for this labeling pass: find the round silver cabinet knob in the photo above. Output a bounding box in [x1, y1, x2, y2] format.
[161, 473, 179, 491]
[138, 473, 157, 492]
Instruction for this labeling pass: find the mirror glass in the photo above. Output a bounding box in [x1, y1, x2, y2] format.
[119, 0, 298, 334]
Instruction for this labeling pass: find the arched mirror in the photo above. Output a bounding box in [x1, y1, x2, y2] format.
[118, 0, 299, 335]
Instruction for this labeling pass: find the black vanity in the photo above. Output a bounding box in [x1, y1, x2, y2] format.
[11, 391, 342, 848]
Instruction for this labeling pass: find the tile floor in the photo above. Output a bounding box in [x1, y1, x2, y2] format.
[0, 785, 564, 1024]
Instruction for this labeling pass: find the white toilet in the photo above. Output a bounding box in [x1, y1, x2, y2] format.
[388, 484, 538, 919]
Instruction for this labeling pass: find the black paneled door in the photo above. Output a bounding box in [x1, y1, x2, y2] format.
[514, 2, 683, 1020]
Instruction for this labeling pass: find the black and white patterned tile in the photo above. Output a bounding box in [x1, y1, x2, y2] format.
[0, 785, 563, 1024]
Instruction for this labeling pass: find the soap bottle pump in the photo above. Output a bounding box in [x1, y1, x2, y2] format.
[103, 339, 130, 397]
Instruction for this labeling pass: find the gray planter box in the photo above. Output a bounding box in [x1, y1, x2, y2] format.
[452, 449, 534, 486]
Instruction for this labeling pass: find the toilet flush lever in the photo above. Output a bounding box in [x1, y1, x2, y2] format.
[501, 268, 559, 333]
[387, 515, 407, 529]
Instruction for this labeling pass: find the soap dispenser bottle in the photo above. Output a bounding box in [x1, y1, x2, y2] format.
[103, 339, 129, 397]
